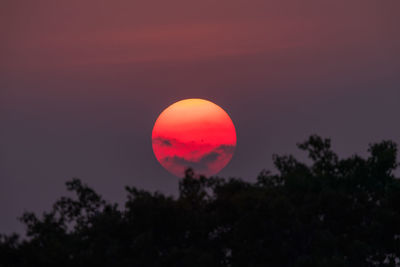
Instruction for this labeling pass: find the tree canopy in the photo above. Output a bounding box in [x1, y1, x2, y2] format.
[1, 135, 399, 267]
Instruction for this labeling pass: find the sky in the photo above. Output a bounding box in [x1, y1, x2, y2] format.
[1, 0, 399, 234]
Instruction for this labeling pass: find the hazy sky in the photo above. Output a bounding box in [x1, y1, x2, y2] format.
[1, 0, 399, 234]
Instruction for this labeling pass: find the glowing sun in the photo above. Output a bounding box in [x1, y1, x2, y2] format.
[152, 98, 237, 177]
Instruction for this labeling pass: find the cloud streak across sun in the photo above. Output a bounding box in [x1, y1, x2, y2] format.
[152, 99, 236, 177]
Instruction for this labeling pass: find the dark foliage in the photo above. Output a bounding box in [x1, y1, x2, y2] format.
[1, 136, 399, 266]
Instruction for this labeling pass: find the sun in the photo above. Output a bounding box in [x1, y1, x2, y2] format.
[152, 98, 237, 177]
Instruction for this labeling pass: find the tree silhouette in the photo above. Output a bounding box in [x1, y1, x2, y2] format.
[1, 135, 399, 266]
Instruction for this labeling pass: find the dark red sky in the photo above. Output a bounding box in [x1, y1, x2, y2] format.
[1, 0, 399, 234]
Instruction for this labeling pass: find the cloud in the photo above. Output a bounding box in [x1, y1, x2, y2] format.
[167, 151, 220, 171]
[153, 136, 172, 147]
[162, 144, 235, 174]
[215, 144, 235, 155]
